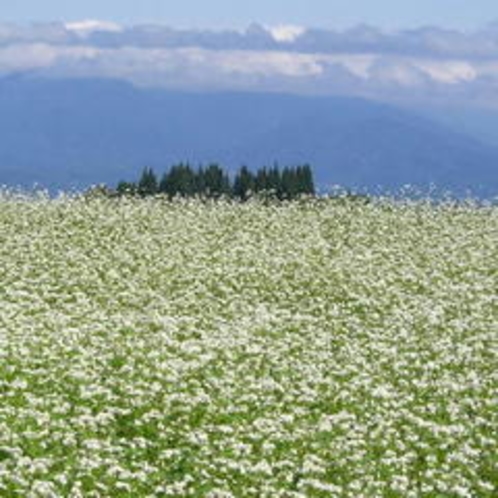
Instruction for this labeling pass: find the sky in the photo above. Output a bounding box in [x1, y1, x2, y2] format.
[2, 0, 497, 31]
[2, 1, 498, 111]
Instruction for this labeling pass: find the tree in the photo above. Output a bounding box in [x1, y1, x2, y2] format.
[254, 167, 268, 193]
[117, 162, 316, 201]
[233, 166, 255, 201]
[296, 164, 315, 195]
[194, 166, 206, 195]
[268, 164, 282, 198]
[116, 180, 137, 196]
[203, 163, 230, 198]
[159, 163, 196, 198]
[281, 167, 299, 199]
[138, 167, 158, 196]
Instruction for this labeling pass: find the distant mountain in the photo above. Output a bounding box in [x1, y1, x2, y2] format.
[417, 105, 498, 148]
[0, 75, 496, 196]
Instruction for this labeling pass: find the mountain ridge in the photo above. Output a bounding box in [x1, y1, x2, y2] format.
[0, 75, 496, 196]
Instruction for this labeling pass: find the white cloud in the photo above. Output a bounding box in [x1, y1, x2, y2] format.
[47, 46, 326, 92]
[325, 54, 376, 79]
[215, 49, 322, 77]
[268, 25, 306, 43]
[65, 20, 123, 37]
[368, 59, 429, 87]
[1, 22, 498, 107]
[0, 43, 97, 72]
[416, 60, 477, 84]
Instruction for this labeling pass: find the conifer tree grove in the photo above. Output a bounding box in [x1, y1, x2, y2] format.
[117, 163, 315, 200]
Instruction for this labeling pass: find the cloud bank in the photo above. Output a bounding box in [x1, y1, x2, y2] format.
[1, 21, 498, 108]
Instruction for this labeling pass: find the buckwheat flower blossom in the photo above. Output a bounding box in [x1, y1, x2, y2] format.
[0, 193, 496, 496]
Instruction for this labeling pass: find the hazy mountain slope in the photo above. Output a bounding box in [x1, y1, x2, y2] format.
[0, 76, 496, 195]
[236, 112, 497, 192]
[418, 106, 498, 148]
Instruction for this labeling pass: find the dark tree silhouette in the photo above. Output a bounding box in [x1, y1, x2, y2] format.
[138, 167, 158, 196]
[233, 166, 255, 200]
[117, 163, 316, 200]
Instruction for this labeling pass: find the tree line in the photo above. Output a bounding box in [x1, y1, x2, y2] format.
[115, 163, 315, 200]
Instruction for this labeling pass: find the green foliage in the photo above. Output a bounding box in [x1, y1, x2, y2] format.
[159, 163, 196, 198]
[116, 163, 316, 200]
[232, 165, 255, 201]
[137, 167, 158, 197]
[116, 180, 137, 196]
[202, 163, 231, 198]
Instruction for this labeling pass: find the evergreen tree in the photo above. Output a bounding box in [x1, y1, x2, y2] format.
[116, 180, 137, 196]
[296, 164, 315, 195]
[233, 166, 255, 201]
[159, 163, 196, 198]
[138, 167, 158, 196]
[203, 163, 230, 198]
[268, 164, 282, 198]
[158, 171, 169, 195]
[255, 167, 269, 193]
[178, 163, 196, 197]
[281, 167, 299, 199]
[194, 166, 206, 196]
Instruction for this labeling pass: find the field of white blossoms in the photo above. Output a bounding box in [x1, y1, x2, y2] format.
[0, 193, 496, 497]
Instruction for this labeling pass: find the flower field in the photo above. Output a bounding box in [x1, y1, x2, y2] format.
[0, 194, 496, 497]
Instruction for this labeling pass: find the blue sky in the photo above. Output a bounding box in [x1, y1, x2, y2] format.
[3, 0, 497, 30]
